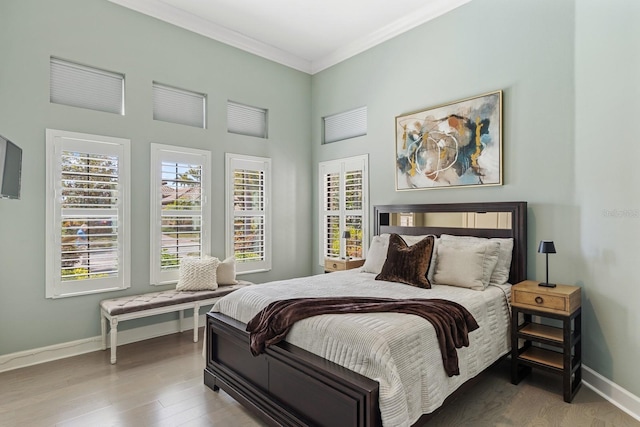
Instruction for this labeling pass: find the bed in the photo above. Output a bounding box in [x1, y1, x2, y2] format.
[204, 201, 527, 426]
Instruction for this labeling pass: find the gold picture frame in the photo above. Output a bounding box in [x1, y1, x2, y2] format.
[395, 90, 503, 191]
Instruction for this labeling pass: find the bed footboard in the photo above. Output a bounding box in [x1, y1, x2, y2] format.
[204, 312, 381, 427]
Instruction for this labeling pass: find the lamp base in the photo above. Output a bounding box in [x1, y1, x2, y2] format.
[538, 282, 557, 288]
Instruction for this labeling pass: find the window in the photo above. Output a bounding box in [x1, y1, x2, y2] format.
[399, 213, 414, 227]
[50, 57, 124, 115]
[45, 129, 130, 298]
[322, 106, 367, 144]
[319, 155, 368, 264]
[153, 82, 206, 128]
[227, 101, 268, 138]
[150, 144, 211, 285]
[225, 154, 271, 274]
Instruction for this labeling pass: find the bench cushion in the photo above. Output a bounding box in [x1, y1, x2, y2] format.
[100, 282, 250, 316]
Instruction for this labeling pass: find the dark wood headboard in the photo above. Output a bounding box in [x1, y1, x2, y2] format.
[374, 201, 527, 284]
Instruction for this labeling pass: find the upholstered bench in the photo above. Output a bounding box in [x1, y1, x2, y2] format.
[100, 281, 251, 364]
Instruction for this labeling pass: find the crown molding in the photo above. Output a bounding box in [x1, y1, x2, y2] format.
[108, 0, 313, 73]
[108, 0, 471, 75]
[310, 0, 471, 73]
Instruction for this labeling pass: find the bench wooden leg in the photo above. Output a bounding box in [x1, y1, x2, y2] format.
[100, 314, 107, 350]
[179, 310, 184, 333]
[193, 303, 200, 343]
[110, 317, 118, 364]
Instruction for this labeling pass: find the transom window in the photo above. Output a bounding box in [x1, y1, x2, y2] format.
[50, 57, 125, 115]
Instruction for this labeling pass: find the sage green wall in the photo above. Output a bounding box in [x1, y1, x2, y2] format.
[311, 0, 576, 273]
[575, 0, 640, 396]
[311, 0, 639, 398]
[0, 0, 311, 355]
[1, 0, 638, 401]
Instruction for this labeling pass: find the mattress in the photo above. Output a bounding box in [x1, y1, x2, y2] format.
[211, 269, 511, 427]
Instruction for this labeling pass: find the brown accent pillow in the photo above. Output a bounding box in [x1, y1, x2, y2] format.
[375, 234, 434, 288]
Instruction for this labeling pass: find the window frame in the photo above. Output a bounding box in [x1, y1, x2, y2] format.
[49, 57, 125, 115]
[225, 153, 272, 274]
[45, 129, 131, 299]
[150, 143, 211, 286]
[152, 82, 207, 129]
[318, 154, 369, 265]
[322, 106, 367, 144]
[227, 100, 268, 139]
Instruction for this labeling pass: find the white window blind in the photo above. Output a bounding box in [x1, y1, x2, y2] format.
[150, 144, 211, 285]
[226, 154, 271, 274]
[324, 172, 341, 258]
[227, 101, 268, 138]
[319, 155, 368, 264]
[323, 106, 367, 144]
[344, 168, 364, 256]
[50, 57, 124, 115]
[153, 82, 206, 128]
[45, 129, 130, 298]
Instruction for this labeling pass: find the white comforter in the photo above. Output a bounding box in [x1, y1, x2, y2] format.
[211, 269, 511, 427]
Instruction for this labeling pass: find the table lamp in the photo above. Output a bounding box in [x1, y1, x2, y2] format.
[538, 240, 556, 288]
[342, 230, 351, 259]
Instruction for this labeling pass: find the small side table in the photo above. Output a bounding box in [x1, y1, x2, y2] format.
[511, 280, 582, 402]
[324, 258, 364, 273]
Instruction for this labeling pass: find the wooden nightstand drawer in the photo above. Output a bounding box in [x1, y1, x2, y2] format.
[324, 258, 364, 272]
[511, 280, 581, 315]
[512, 289, 567, 312]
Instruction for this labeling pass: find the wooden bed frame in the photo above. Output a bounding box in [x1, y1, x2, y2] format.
[204, 201, 527, 426]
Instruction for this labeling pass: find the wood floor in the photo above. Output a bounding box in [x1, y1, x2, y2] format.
[1, 329, 638, 427]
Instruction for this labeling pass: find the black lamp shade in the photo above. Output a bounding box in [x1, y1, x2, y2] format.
[342, 230, 351, 239]
[538, 240, 556, 287]
[538, 240, 556, 254]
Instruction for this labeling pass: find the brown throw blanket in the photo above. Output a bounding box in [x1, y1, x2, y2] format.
[246, 297, 479, 377]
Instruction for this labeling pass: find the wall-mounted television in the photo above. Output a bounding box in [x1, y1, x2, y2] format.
[0, 134, 22, 199]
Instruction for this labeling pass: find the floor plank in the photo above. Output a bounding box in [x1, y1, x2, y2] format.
[0, 329, 637, 427]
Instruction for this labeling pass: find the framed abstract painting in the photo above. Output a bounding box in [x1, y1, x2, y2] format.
[395, 90, 502, 190]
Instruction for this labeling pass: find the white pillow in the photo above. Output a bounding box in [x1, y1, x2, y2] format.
[362, 234, 390, 274]
[217, 256, 238, 285]
[439, 234, 513, 285]
[362, 233, 439, 282]
[176, 256, 220, 291]
[434, 241, 500, 290]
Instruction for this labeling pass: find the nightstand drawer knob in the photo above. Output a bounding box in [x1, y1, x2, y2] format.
[535, 296, 544, 304]
[333, 263, 337, 268]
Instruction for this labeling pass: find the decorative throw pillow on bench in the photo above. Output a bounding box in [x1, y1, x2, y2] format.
[176, 255, 239, 291]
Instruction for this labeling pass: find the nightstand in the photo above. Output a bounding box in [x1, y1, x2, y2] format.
[324, 258, 364, 273]
[511, 280, 582, 402]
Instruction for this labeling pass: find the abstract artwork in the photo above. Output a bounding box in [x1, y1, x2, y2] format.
[395, 90, 502, 190]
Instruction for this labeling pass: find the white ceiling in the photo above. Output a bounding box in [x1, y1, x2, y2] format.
[108, 0, 471, 74]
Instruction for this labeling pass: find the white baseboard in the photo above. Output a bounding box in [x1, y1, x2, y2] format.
[0, 314, 207, 374]
[2, 324, 639, 423]
[583, 364, 640, 422]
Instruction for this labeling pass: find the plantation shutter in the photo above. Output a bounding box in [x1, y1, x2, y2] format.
[46, 129, 130, 298]
[323, 106, 367, 144]
[323, 168, 341, 258]
[227, 101, 268, 138]
[50, 57, 124, 115]
[319, 155, 368, 263]
[226, 154, 271, 273]
[150, 145, 211, 285]
[153, 82, 206, 128]
[344, 167, 364, 258]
